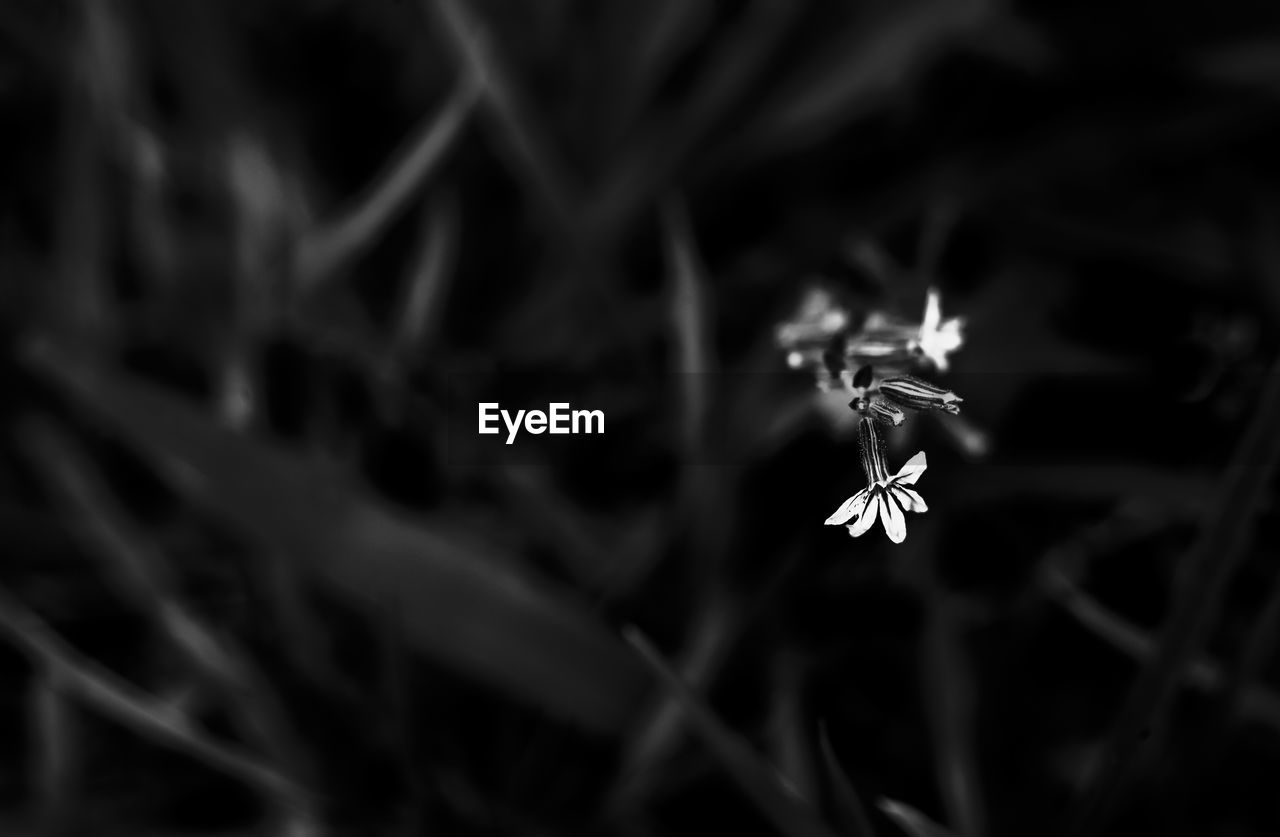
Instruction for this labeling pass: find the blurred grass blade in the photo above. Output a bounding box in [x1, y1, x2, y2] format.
[948, 465, 1211, 513]
[879, 798, 957, 837]
[24, 420, 180, 609]
[662, 199, 737, 572]
[56, 0, 117, 344]
[0, 585, 305, 808]
[25, 340, 649, 734]
[663, 198, 713, 458]
[0, 4, 63, 76]
[295, 74, 480, 288]
[1069, 354, 1280, 836]
[623, 628, 843, 837]
[1044, 571, 1280, 734]
[498, 462, 662, 596]
[1196, 40, 1280, 91]
[29, 672, 79, 835]
[920, 599, 986, 837]
[587, 0, 802, 238]
[423, 0, 578, 232]
[743, 0, 1001, 152]
[817, 721, 878, 837]
[616, 593, 740, 802]
[768, 651, 817, 802]
[23, 421, 315, 793]
[918, 198, 960, 282]
[1220, 569, 1280, 732]
[609, 0, 714, 132]
[391, 193, 460, 357]
[667, 0, 802, 143]
[960, 15, 1053, 72]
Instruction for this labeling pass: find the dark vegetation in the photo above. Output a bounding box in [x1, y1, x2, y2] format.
[2, 1, 1280, 835]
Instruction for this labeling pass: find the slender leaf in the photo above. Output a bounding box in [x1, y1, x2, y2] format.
[920, 599, 985, 837]
[744, 0, 1003, 152]
[0, 586, 305, 808]
[25, 340, 649, 735]
[296, 75, 480, 288]
[1045, 571, 1280, 734]
[817, 721, 878, 837]
[879, 798, 957, 837]
[624, 628, 843, 837]
[1068, 355, 1280, 835]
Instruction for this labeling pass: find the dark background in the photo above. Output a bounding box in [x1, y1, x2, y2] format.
[2, 1, 1280, 835]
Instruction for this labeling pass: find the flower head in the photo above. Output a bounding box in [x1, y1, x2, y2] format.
[825, 451, 929, 543]
[825, 417, 928, 543]
[914, 288, 964, 372]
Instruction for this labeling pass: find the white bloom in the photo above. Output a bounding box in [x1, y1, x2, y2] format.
[824, 451, 929, 544]
[914, 288, 964, 372]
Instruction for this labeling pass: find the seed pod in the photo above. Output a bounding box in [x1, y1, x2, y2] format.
[878, 375, 963, 414]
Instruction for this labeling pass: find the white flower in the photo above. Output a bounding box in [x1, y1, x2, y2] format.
[913, 288, 964, 372]
[824, 451, 929, 544]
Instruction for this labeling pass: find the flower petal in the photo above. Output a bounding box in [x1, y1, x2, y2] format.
[847, 493, 881, 537]
[921, 288, 943, 332]
[879, 490, 907, 543]
[891, 485, 928, 513]
[825, 489, 869, 525]
[894, 451, 928, 485]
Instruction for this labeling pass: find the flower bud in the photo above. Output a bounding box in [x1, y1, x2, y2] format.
[878, 376, 963, 414]
[868, 399, 905, 426]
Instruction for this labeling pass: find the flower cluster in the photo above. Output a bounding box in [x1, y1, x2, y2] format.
[776, 287, 964, 379]
[825, 421, 927, 544]
[776, 287, 966, 543]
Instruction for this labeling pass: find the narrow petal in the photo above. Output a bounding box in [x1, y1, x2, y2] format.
[891, 484, 928, 513]
[894, 451, 928, 485]
[847, 493, 881, 537]
[921, 288, 943, 332]
[920, 316, 964, 372]
[879, 491, 907, 543]
[825, 489, 869, 525]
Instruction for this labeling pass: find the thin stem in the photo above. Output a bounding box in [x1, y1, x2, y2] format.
[295, 73, 480, 289]
[1069, 355, 1280, 835]
[0, 586, 308, 811]
[1044, 570, 1280, 734]
[421, 0, 577, 232]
